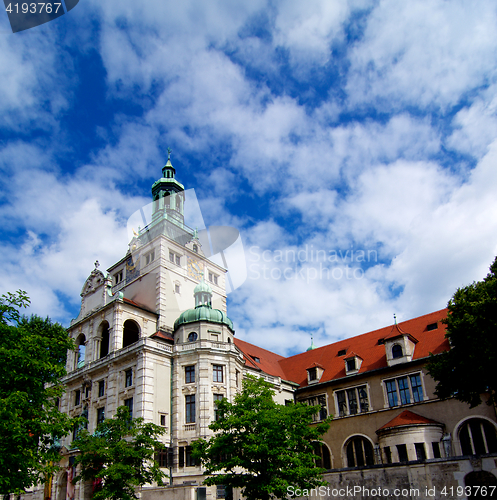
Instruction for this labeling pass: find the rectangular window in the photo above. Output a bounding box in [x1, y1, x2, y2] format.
[335, 385, 369, 417]
[384, 373, 424, 407]
[397, 444, 408, 462]
[85, 385, 90, 398]
[169, 251, 181, 266]
[97, 407, 105, 425]
[213, 365, 223, 383]
[385, 380, 398, 407]
[125, 369, 133, 387]
[208, 272, 218, 285]
[301, 395, 328, 422]
[410, 374, 424, 402]
[98, 380, 105, 398]
[214, 394, 224, 421]
[124, 397, 133, 419]
[217, 485, 227, 499]
[185, 365, 195, 384]
[155, 448, 169, 467]
[398, 376, 411, 405]
[114, 270, 124, 284]
[415, 443, 426, 461]
[179, 446, 184, 468]
[432, 442, 441, 459]
[346, 358, 356, 371]
[346, 388, 358, 415]
[185, 395, 195, 423]
[145, 250, 155, 266]
[75, 389, 81, 406]
[308, 367, 317, 381]
[175, 284, 180, 294]
[185, 446, 196, 467]
[160, 414, 167, 427]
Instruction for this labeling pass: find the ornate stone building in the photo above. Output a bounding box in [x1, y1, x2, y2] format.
[23, 158, 497, 500]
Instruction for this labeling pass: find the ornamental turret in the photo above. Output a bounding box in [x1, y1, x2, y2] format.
[151, 148, 185, 226]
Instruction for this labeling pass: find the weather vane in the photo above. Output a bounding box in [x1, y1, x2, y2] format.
[167, 147, 172, 160]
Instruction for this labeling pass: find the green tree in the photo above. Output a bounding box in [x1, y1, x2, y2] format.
[73, 406, 167, 500]
[192, 375, 331, 500]
[0, 290, 75, 494]
[427, 256, 497, 408]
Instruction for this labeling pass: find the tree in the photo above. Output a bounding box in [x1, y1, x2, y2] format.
[192, 375, 331, 500]
[73, 406, 167, 500]
[0, 290, 75, 494]
[427, 256, 497, 408]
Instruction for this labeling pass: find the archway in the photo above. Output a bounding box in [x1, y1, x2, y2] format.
[99, 321, 110, 358]
[123, 320, 140, 348]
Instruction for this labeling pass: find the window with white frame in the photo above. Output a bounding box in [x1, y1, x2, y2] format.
[114, 270, 124, 285]
[144, 249, 155, 266]
[459, 418, 497, 455]
[213, 365, 223, 383]
[300, 395, 328, 422]
[335, 385, 369, 417]
[208, 271, 219, 286]
[169, 250, 181, 266]
[384, 373, 424, 407]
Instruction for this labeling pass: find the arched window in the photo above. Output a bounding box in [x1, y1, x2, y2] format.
[345, 436, 374, 467]
[76, 334, 86, 369]
[123, 320, 140, 348]
[459, 418, 497, 456]
[313, 442, 332, 470]
[392, 344, 403, 359]
[99, 321, 110, 358]
[193, 244, 198, 253]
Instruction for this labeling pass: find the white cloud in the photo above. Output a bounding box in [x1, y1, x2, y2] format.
[346, 0, 497, 110]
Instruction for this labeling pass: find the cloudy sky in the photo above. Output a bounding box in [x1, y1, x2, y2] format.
[2, 0, 497, 356]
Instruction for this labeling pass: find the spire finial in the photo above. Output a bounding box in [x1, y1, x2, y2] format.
[167, 147, 172, 160]
[94, 260, 100, 270]
[394, 313, 397, 325]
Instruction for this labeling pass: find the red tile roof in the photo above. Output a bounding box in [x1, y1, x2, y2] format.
[377, 410, 442, 432]
[236, 309, 449, 388]
[234, 337, 289, 380]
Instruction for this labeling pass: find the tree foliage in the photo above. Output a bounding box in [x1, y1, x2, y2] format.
[0, 290, 75, 494]
[73, 406, 167, 500]
[427, 256, 497, 408]
[192, 375, 331, 500]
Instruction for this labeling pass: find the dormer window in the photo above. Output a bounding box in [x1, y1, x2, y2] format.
[306, 363, 324, 384]
[392, 344, 403, 359]
[344, 353, 362, 375]
[384, 327, 418, 367]
[188, 332, 198, 342]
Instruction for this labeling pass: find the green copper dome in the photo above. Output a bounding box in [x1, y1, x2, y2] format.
[173, 276, 234, 332]
[174, 306, 234, 331]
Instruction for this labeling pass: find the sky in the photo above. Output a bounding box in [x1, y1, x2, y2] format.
[2, 0, 497, 356]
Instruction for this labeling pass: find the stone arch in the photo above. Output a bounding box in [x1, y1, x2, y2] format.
[342, 434, 375, 468]
[99, 320, 110, 358]
[464, 471, 497, 499]
[75, 334, 86, 369]
[313, 441, 333, 470]
[453, 416, 497, 456]
[122, 319, 140, 348]
[56, 470, 67, 500]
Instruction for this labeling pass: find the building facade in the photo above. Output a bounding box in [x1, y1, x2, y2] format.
[21, 158, 497, 500]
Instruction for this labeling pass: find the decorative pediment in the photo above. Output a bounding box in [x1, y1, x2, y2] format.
[81, 261, 106, 297]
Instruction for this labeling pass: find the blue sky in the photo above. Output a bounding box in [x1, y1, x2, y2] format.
[2, 0, 497, 356]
